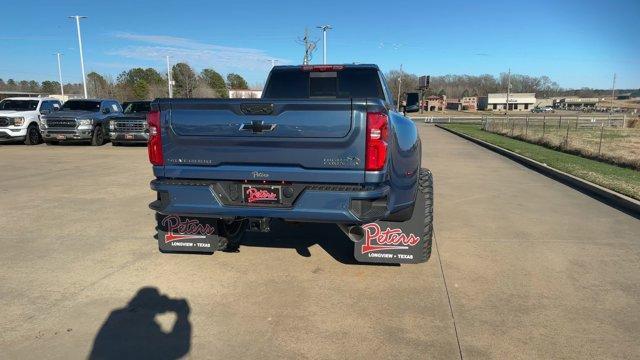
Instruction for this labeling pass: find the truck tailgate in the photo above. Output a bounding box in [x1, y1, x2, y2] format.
[160, 99, 367, 181]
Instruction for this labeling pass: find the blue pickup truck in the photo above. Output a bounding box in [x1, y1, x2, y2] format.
[149, 64, 433, 264]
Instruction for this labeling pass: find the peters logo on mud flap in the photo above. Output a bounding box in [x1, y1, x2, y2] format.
[161, 215, 216, 243]
[360, 223, 420, 254]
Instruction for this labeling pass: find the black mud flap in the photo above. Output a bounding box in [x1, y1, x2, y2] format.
[353, 171, 432, 264]
[155, 213, 222, 254]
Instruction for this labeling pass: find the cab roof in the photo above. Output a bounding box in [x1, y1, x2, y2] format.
[1, 97, 60, 101]
[272, 64, 380, 70]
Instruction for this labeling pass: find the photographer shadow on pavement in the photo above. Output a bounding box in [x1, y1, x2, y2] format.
[239, 220, 397, 266]
[89, 287, 191, 360]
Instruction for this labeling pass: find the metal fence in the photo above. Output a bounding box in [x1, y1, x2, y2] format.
[481, 115, 639, 169]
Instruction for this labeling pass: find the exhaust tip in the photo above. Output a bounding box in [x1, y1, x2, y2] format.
[338, 224, 365, 243]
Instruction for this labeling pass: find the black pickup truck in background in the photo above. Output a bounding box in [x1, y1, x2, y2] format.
[109, 101, 151, 145]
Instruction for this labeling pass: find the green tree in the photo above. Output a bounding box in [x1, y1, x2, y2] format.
[41, 81, 61, 94]
[28, 80, 40, 92]
[172, 63, 198, 98]
[438, 89, 446, 97]
[226, 73, 249, 90]
[132, 80, 150, 99]
[87, 72, 111, 98]
[117, 67, 165, 100]
[461, 89, 470, 98]
[201, 69, 228, 98]
[6, 79, 17, 90]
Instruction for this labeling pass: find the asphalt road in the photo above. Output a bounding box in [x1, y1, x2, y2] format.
[1, 125, 639, 359]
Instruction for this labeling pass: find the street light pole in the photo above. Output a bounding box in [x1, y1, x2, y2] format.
[397, 64, 403, 112]
[166, 56, 173, 98]
[506, 68, 511, 112]
[317, 25, 332, 64]
[69, 15, 88, 99]
[55, 53, 64, 97]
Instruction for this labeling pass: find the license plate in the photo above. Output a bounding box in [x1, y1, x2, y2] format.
[125, 134, 134, 139]
[242, 185, 281, 205]
[56, 135, 66, 140]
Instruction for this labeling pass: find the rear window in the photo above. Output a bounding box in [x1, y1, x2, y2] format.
[263, 67, 385, 99]
[61, 100, 101, 112]
[123, 102, 150, 114]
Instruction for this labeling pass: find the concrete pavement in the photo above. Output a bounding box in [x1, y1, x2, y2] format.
[0, 125, 639, 359]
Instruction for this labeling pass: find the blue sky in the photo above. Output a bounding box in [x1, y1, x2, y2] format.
[1, 0, 638, 89]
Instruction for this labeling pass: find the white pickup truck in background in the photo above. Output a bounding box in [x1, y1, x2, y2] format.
[0, 97, 62, 145]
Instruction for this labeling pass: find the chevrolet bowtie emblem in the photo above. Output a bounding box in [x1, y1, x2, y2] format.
[239, 120, 276, 133]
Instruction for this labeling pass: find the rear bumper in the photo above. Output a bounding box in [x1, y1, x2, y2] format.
[149, 178, 391, 224]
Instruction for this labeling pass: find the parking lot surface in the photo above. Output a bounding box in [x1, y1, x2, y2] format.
[1, 125, 639, 359]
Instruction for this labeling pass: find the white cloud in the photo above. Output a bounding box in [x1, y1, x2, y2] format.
[109, 32, 289, 71]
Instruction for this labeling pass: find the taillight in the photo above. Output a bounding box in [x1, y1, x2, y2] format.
[147, 109, 163, 165]
[365, 112, 388, 171]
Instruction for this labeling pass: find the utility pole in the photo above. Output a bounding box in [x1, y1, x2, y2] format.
[397, 64, 403, 112]
[317, 25, 332, 64]
[166, 56, 173, 98]
[611, 73, 616, 113]
[298, 28, 317, 65]
[506, 68, 511, 112]
[69, 15, 88, 98]
[55, 53, 64, 97]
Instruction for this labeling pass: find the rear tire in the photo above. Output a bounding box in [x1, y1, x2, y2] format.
[112, 141, 120, 146]
[218, 219, 247, 252]
[419, 168, 434, 261]
[91, 126, 105, 146]
[24, 123, 42, 145]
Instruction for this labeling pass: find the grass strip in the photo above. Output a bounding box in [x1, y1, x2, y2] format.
[440, 124, 640, 200]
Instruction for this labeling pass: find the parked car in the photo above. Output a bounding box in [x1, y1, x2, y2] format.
[149, 64, 433, 264]
[110, 101, 151, 145]
[531, 106, 555, 113]
[0, 97, 61, 145]
[40, 99, 122, 145]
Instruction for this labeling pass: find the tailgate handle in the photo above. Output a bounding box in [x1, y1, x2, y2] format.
[240, 103, 274, 115]
[239, 120, 277, 133]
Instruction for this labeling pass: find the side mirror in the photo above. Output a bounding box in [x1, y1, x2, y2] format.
[40, 109, 51, 115]
[102, 107, 111, 114]
[53, 105, 60, 111]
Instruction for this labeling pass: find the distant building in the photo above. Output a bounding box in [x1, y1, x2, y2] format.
[616, 93, 632, 100]
[228, 90, 262, 99]
[425, 95, 446, 111]
[446, 99, 461, 111]
[0, 91, 42, 101]
[478, 93, 536, 111]
[554, 97, 598, 109]
[446, 96, 477, 111]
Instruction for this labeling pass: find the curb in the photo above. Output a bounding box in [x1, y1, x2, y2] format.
[435, 124, 640, 218]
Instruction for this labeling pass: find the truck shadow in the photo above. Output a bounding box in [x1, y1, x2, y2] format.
[239, 220, 398, 266]
[89, 287, 191, 360]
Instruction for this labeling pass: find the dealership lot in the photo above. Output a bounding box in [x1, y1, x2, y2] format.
[1, 125, 639, 359]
